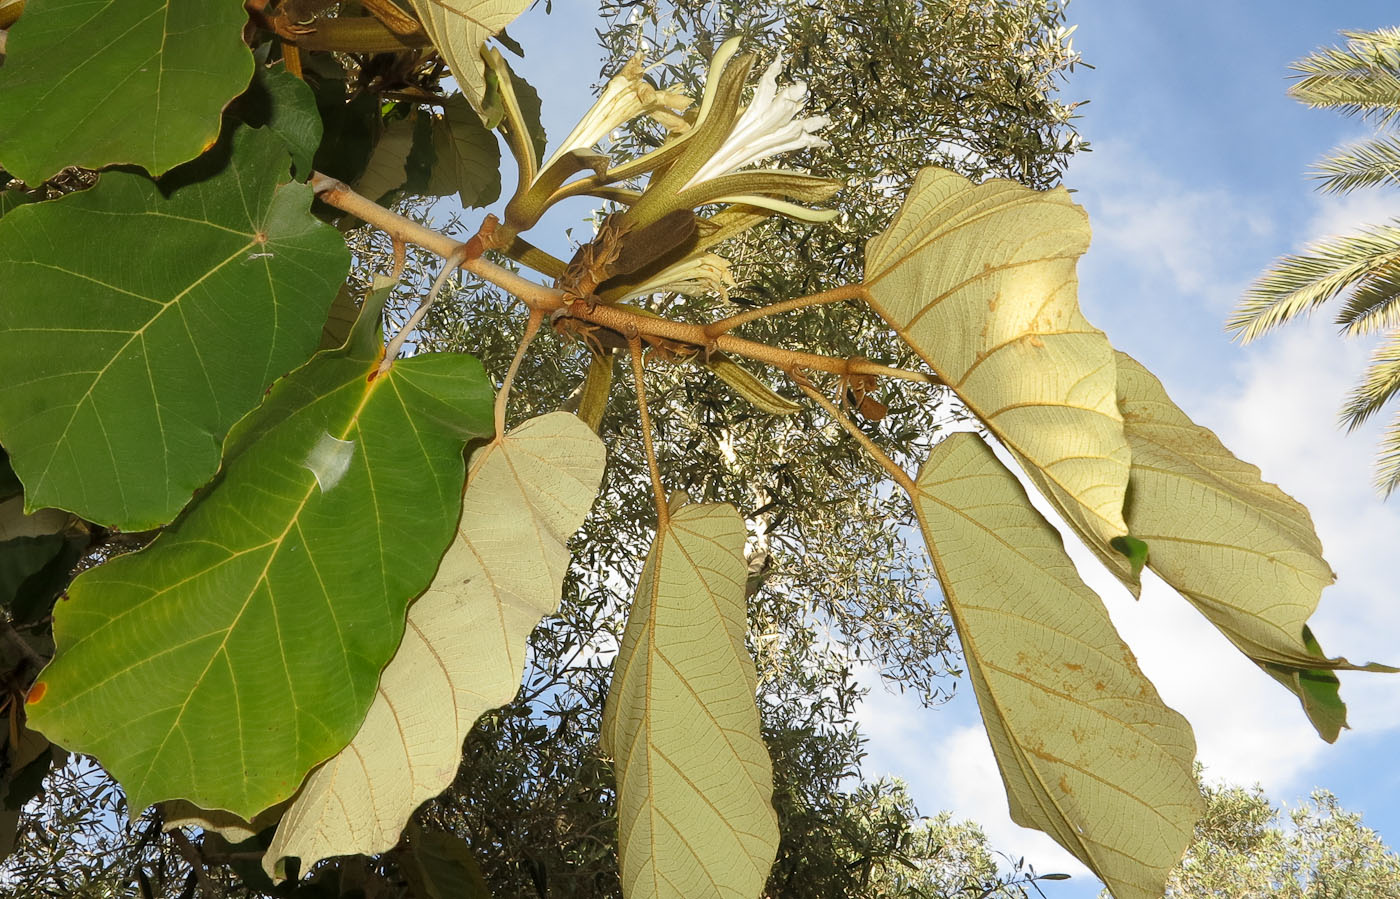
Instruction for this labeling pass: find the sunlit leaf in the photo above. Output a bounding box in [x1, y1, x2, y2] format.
[864, 166, 1132, 561]
[601, 497, 779, 899]
[264, 412, 604, 877]
[1111, 351, 1393, 740]
[25, 294, 494, 817]
[402, 0, 531, 115]
[0, 0, 254, 181]
[910, 433, 1200, 899]
[0, 126, 350, 529]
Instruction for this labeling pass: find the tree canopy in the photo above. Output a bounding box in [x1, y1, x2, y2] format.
[0, 2, 1392, 898]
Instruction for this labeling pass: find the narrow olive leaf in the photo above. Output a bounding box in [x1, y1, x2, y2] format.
[0, 126, 350, 530]
[402, 0, 531, 115]
[424, 95, 502, 208]
[576, 351, 615, 433]
[601, 497, 779, 899]
[864, 167, 1133, 568]
[263, 412, 604, 878]
[25, 295, 494, 818]
[1111, 352, 1394, 740]
[911, 433, 1201, 899]
[0, 0, 254, 182]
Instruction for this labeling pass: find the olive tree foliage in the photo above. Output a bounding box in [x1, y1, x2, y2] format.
[0, 1, 1390, 898]
[1129, 775, 1400, 899]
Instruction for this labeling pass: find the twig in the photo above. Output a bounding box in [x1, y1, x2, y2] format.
[167, 828, 217, 896]
[794, 375, 917, 494]
[630, 340, 669, 528]
[311, 174, 940, 387]
[496, 310, 543, 438]
[378, 244, 468, 376]
[704, 284, 872, 337]
[1, 618, 45, 669]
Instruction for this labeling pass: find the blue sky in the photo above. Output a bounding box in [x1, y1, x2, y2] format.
[499, 3, 1400, 895]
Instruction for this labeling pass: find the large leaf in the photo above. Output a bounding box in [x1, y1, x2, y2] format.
[0, 0, 254, 182]
[354, 118, 418, 205]
[403, 0, 531, 115]
[264, 412, 604, 877]
[864, 167, 1133, 564]
[601, 497, 779, 899]
[0, 126, 350, 529]
[911, 433, 1200, 899]
[25, 296, 494, 817]
[1111, 352, 1393, 740]
[228, 65, 324, 179]
[424, 95, 502, 208]
[399, 822, 493, 899]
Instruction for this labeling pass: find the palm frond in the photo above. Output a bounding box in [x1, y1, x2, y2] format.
[1229, 220, 1400, 341]
[1310, 133, 1400, 194]
[1335, 257, 1400, 335]
[1289, 27, 1400, 125]
[1339, 331, 1400, 431]
[1375, 406, 1400, 497]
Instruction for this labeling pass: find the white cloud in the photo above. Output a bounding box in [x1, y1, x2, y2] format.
[1069, 139, 1275, 308]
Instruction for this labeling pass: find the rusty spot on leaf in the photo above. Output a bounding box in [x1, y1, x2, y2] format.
[26, 682, 46, 704]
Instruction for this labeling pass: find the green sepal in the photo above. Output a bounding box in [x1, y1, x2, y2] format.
[1109, 535, 1149, 581]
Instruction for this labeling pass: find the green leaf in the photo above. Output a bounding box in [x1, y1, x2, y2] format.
[402, 0, 532, 115]
[228, 64, 324, 180]
[0, 126, 351, 529]
[505, 65, 548, 165]
[864, 167, 1133, 562]
[425, 95, 502, 209]
[25, 303, 494, 817]
[311, 78, 380, 185]
[1110, 351, 1394, 740]
[0, 0, 254, 182]
[0, 190, 35, 219]
[0, 533, 86, 625]
[1109, 535, 1149, 580]
[400, 822, 494, 899]
[354, 118, 418, 205]
[0, 449, 20, 502]
[264, 412, 604, 877]
[601, 496, 779, 899]
[910, 433, 1201, 899]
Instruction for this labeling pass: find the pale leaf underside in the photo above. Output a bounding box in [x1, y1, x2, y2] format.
[1111, 352, 1391, 740]
[912, 433, 1200, 899]
[264, 412, 605, 877]
[404, 0, 532, 115]
[864, 166, 1133, 572]
[602, 498, 779, 899]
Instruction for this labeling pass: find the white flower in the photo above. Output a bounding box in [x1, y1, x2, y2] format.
[539, 55, 691, 175]
[681, 56, 830, 191]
